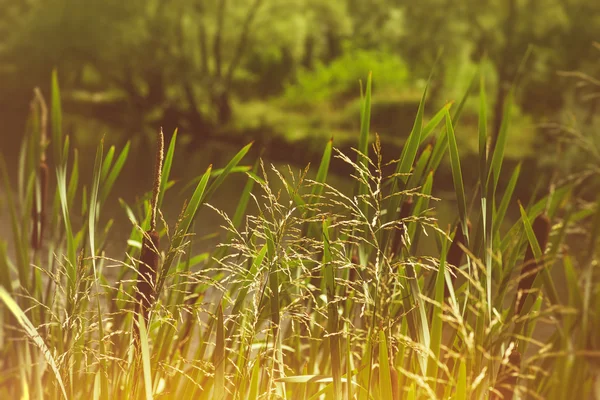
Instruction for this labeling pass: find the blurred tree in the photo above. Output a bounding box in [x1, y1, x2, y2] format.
[0, 0, 598, 149]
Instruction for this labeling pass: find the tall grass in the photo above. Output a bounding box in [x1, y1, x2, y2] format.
[0, 69, 599, 400]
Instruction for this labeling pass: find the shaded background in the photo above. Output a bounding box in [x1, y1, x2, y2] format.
[0, 0, 599, 223]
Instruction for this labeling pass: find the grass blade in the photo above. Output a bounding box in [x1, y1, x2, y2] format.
[444, 110, 468, 237]
[159, 165, 212, 292]
[204, 142, 253, 202]
[0, 286, 68, 399]
[51, 69, 63, 163]
[100, 141, 130, 206]
[455, 360, 467, 400]
[214, 302, 226, 400]
[397, 84, 427, 185]
[137, 313, 154, 400]
[322, 218, 341, 399]
[487, 89, 513, 191]
[378, 330, 393, 400]
[158, 129, 177, 209]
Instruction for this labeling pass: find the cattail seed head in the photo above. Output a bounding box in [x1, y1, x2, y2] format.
[515, 213, 551, 315]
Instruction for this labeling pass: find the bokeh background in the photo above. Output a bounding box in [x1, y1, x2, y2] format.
[0, 0, 599, 217]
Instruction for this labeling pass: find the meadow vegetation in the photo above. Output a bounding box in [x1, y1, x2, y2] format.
[0, 70, 599, 400]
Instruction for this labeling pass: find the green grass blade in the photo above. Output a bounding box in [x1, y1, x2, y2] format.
[159, 165, 212, 289]
[67, 149, 79, 208]
[100, 141, 130, 206]
[0, 155, 28, 288]
[444, 110, 468, 237]
[137, 313, 154, 400]
[247, 357, 261, 400]
[451, 72, 476, 125]
[406, 143, 433, 191]
[357, 339, 372, 400]
[427, 232, 449, 388]
[420, 102, 451, 144]
[158, 130, 177, 209]
[455, 360, 467, 400]
[0, 242, 12, 292]
[100, 145, 115, 184]
[322, 218, 341, 399]
[357, 73, 372, 222]
[478, 73, 488, 190]
[346, 323, 353, 400]
[310, 138, 333, 204]
[358, 73, 372, 170]
[87, 140, 110, 400]
[425, 129, 448, 178]
[378, 331, 393, 400]
[397, 84, 427, 185]
[51, 69, 63, 163]
[56, 164, 77, 307]
[204, 142, 253, 202]
[0, 286, 68, 399]
[214, 302, 225, 400]
[518, 204, 559, 307]
[89, 140, 104, 258]
[232, 161, 258, 230]
[492, 162, 521, 234]
[487, 89, 513, 191]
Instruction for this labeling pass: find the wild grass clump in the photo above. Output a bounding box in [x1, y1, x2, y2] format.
[0, 70, 599, 400]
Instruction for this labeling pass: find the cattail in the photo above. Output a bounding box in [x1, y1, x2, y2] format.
[444, 221, 470, 298]
[134, 129, 164, 338]
[492, 350, 521, 400]
[391, 197, 413, 257]
[135, 230, 160, 323]
[515, 213, 550, 315]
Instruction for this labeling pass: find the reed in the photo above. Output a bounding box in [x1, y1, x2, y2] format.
[0, 71, 598, 400]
